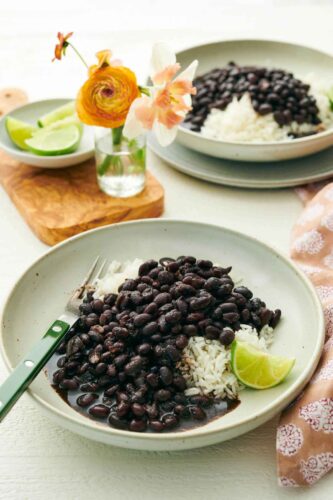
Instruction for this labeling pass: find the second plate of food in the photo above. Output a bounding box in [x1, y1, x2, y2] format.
[177, 39, 333, 161]
[0, 220, 324, 450]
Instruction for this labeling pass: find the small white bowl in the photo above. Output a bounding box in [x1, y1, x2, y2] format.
[0, 98, 94, 168]
[0, 220, 324, 451]
[176, 39, 333, 162]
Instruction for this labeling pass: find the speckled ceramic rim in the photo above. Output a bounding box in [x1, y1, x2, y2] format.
[0, 219, 325, 442]
[177, 38, 333, 147]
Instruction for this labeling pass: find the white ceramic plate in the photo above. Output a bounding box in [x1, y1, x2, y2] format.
[149, 134, 333, 189]
[0, 220, 324, 451]
[176, 39, 333, 162]
[0, 98, 94, 168]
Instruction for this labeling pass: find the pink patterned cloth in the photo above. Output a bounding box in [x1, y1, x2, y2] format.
[277, 183, 333, 487]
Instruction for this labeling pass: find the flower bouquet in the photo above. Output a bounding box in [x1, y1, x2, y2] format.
[53, 33, 198, 197]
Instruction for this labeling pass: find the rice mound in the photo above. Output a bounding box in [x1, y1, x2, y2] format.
[178, 325, 274, 399]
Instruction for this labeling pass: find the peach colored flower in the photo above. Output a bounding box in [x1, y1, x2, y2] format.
[52, 32, 73, 62]
[123, 43, 198, 146]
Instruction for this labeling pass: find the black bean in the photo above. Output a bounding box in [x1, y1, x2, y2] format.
[53, 368, 66, 384]
[204, 277, 222, 291]
[165, 309, 182, 324]
[189, 294, 212, 311]
[144, 302, 158, 315]
[129, 419, 147, 432]
[139, 260, 158, 276]
[132, 403, 146, 417]
[182, 324, 198, 336]
[155, 389, 171, 402]
[146, 372, 159, 387]
[149, 420, 165, 432]
[219, 302, 238, 313]
[116, 401, 131, 417]
[189, 406, 207, 420]
[154, 292, 172, 307]
[133, 314, 152, 327]
[142, 321, 158, 336]
[158, 270, 174, 285]
[104, 384, 119, 397]
[80, 382, 99, 392]
[114, 354, 128, 368]
[77, 393, 98, 407]
[108, 413, 129, 429]
[173, 375, 187, 391]
[95, 362, 107, 374]
[175, 335, 188, 349]
[162, 414, 178, 428]
[223, 312, 240, 324]
[165, 345, 181, 362]
[89, 404, 110, 418]
[205, 325, 221, 340]
[219, 327, 235, 346]
[60, 378, 79, 390]
[85, 313, 100, 327]
[124, 356, 143, 376]
[160, 366, 173, 385]
[270, 308, 281, 328]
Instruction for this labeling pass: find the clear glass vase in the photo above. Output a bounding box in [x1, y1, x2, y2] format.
[94, 126, 146, 198]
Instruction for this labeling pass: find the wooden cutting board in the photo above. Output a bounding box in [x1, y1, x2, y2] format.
[0, 89, 164, 246]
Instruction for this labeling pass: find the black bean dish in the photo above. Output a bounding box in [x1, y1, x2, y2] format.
[183, 62, 332, 141]
[48, 256, 281, 433]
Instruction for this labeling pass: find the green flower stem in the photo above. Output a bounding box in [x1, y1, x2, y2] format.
[67, 42, 89, 69]
[112, 126, 123, 147]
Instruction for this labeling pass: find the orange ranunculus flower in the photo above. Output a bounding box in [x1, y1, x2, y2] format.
[76, 65, 140, 128]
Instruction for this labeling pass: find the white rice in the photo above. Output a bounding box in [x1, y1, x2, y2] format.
[94, 259, 143, 297]
[93, 259, 276, 400]
[201, 74, 333, 143]
[178, 324, 274, 399]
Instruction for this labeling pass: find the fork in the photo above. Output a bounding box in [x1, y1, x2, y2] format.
[0, 256, 106, 423]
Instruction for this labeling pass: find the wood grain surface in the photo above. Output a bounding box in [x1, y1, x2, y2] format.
[0, 89, 164, 246]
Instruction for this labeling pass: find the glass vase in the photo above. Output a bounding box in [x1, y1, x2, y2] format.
[94, 126, 146, 198]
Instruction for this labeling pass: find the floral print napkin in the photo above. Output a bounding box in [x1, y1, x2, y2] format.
[277, 182, 333, 487]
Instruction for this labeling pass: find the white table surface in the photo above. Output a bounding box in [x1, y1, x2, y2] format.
[0, 1, 332, 498]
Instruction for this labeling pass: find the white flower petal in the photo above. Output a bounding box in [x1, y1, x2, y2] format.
[153, 121, 178, 147]
[123, 97, 147, 139]
[150, 42, 176, 78]
[174, 59, 198, 82]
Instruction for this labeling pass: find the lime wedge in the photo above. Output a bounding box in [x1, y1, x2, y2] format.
[25, 125, 80, 156]
[43, 115, 83, 136]
[231, 341, 295, 389]
[5, 116, 37, 150]
[37, 101, 76, 127]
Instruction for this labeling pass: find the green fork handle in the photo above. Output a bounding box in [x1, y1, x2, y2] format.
[0, 319, 70, 422]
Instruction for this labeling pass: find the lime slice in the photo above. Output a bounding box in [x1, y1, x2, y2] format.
[5, 116, 37, 150]
[231, 341, 295, 389]
[37, 101, 76, 127]
[42, 115, 83, 136]
[25, 125, 80, 156]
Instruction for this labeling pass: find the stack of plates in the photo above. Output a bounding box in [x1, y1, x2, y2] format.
[150, 39, 333, 189]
